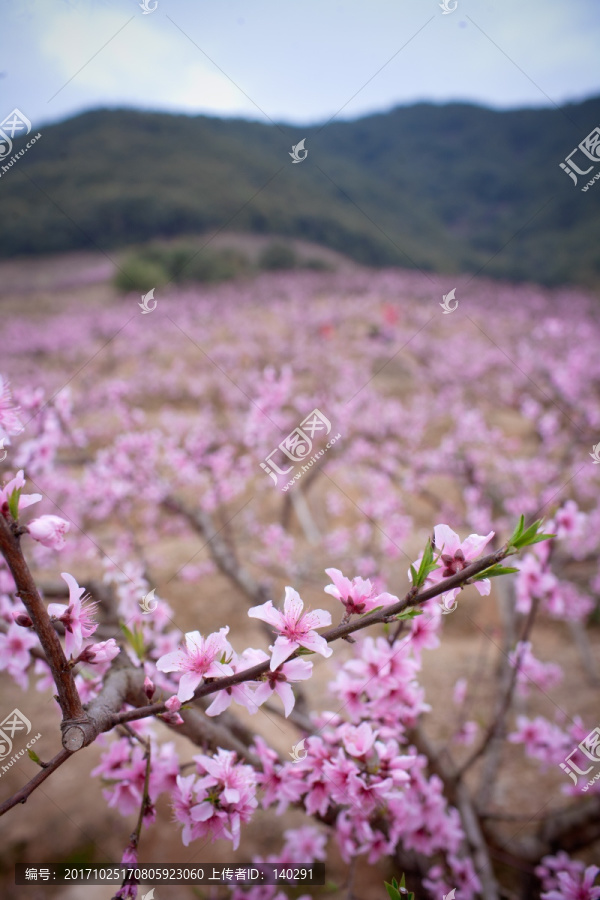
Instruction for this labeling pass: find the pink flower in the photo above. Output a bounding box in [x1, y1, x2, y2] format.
[165, 696, 182, 712]
[156, 627, 233, 702]
[453, 677, 468, 706]
[79, 638, 120, 664]
[0, 621, 38, 688]
[249, 587, 332, 670]
[542, 865, 600, 900]
[143, 675, 155, 699]
[204, 648, 265, 717]
[340, 722, 377, 758]
[553, 500, 586, 542]
[0, 470, 42, 513]
[0, 376, 23, 440]
[27, 515, 70, 550]
[409, 525, 495, 608]
[433, 524, 495, 588]
[324, 567, 397, 615]
[47, 572, 98, 658]
[253, 656, 313, 717]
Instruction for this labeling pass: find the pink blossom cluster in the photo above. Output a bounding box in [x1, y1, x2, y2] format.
[1, 267, 599, 897]
[172, 748, 258, 849]
[92, 735, 179, 824]
[536, 852, 600, 900]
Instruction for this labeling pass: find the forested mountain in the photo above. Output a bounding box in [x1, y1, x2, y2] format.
[1, 96, 599, 285]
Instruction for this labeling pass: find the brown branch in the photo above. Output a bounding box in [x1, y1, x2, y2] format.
[112, 544, 512, 727]
[457, 596, 540, 780]
[408, 725, 499, 900]
[162, 497, 273, 606]
[0, 749, 71, 816]
[0, 514, 92, 750]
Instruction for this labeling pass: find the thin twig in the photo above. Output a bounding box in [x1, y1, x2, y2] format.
[0, 749, 72, 816]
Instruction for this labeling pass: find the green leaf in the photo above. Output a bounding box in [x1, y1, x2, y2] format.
[119, 622, 145, 659]
[7, 487, 21, 521]
[508, 517, 555, 551]
[413, 539, 441, 588]
[509, 514, 525, 545]
[394, 608, 424, 621]
[384, 879, 401, 900]
[27, 748, 41, 765]
[472, 564, 520, 581]
[384, 874, 414, 900]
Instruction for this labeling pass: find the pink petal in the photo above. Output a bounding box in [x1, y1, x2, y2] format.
[373, 591, 398, 608]
[191, 802, 216, 822]
[299, 632, 332, 658]
[248, 600, 283, 629]
[184, 630, 204, 653]
[204, 690, 232, 717]
[156, 650, 185, 673]
[253, 681, 274, 707]
[461, 530, 495, 560]
[270, 635, 298, 670]
[302, 608, 332, 630]
[433, 524, 461, 556]
[474, 578, 492, 597]
[281, 658, 313, 681]
[283, 586, 304, 622]
[60, 571, 85, 603]
[47, 602, 67, 618]
[18, 494, 42, 509]
[178, 671, 202, 702]
[275, 682, 296, 717]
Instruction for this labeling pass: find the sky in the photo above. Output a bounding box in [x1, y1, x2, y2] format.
[1, 0, 599, 130]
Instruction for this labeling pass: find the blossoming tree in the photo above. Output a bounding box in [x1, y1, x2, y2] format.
[0, 269, 599, 899]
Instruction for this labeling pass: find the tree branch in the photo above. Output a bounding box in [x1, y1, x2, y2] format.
[0, 514, 92, 750]
[0, 749, 71, 816]
[112, 544, 512, 726]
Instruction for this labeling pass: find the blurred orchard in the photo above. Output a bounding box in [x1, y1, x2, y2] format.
[0, 261, 599, 900]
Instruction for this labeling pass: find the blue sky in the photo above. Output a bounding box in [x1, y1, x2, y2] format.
[2, 0, 599, 129]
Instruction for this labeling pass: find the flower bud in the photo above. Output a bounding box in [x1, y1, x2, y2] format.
[143, 675, 155, 700]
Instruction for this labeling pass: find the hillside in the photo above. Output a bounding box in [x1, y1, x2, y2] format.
[1, 97, 600, 285]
